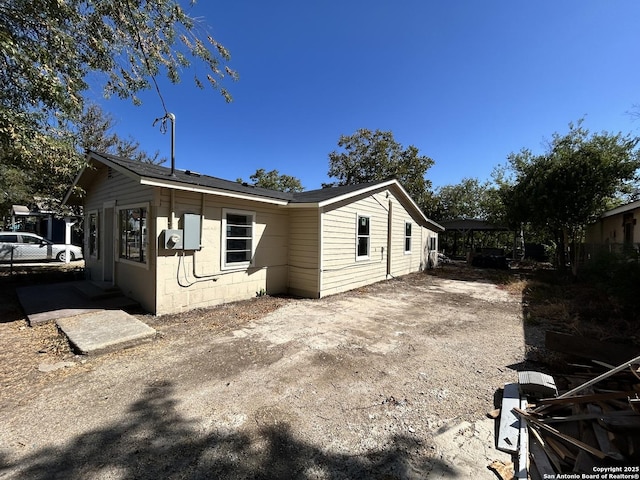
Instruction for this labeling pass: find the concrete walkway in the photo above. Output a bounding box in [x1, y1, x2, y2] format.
[16, 281, 156, 354]
[57, 310, 156, 355]
[16, 281, 140, 325]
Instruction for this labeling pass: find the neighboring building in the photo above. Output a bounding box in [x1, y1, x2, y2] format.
[7, 204, 70, 243]
[585, 200, 640, 254]
[63, 151, 444, 315]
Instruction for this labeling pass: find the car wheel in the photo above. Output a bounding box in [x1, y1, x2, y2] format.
[56, 251, 75, 262]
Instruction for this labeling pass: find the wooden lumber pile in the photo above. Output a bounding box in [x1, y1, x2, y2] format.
[496, 353, 640, 479]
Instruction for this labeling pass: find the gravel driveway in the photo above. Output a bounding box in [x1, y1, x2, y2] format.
[0, 266, 529, 479]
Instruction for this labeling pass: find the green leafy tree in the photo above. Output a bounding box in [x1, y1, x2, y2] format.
[326, 129, 435, 211]
[237, 169, 304, 193]
[500, 120, 640, 272]
[1, 0, 236, 215]
[433, 177, 502, 222]
[2, 0, 236, 116]
[432, 177, 510, 258]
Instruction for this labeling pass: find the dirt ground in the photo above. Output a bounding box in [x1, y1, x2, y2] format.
[0, 264, 534, 479]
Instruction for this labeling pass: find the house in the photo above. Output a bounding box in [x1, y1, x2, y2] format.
[585, 200, 640, 254]
[63, 151, 444, 315]
[7, 203, 78, 244]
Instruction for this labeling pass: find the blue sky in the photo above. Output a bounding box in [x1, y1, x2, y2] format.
[87, 1, 640, 191]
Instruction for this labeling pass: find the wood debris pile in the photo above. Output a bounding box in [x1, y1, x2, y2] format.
[494, 333, 640, 479]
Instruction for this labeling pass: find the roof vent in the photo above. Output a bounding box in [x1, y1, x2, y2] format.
[185, 170, 201, 177]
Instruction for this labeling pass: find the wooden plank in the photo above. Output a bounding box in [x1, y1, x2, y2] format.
[598, 416, 640, 431]
[534, 353, 640, 414]
[487, 408, 501, 419]
[515, 408, 608, 459]
[544, 436, 576, 461]
[516, 397, 529, 480]
[529, 436, 557, 477]
[530, 428, 564, 472]
[573, 450, 598, 474]
[587, 404, 625, 461]
[539, 390, 638, 406]
[498, 383, 521, 453]
[545, 331, 640, 365]
[543, 409, 640, 424]
[487, 461, 514, 480]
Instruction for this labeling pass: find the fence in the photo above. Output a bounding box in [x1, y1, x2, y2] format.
[0, 244, 85, 279]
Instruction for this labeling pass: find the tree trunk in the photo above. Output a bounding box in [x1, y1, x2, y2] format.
[518, 223, 525, 260]
[556, 229, 567, 270]
[569, 229, 580, 277]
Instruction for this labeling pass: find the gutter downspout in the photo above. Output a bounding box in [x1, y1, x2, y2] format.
[387, 199, 393, 278]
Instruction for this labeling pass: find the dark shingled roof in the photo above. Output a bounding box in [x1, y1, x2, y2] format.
[90, 151, 395, 204]
[70, 151, 444, 231]
[90, 151, 294, 202]
[290, 180, 394, 204]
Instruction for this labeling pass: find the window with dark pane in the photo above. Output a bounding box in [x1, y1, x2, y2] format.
[357, 215, 370, 258]
[405, 222, 412, 253]
[225, 211, 253, 266]
[89, 212, 98, 257]
[119, 207, 147, 262]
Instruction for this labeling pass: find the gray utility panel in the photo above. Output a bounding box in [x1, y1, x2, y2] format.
[182, 213, 202, 250]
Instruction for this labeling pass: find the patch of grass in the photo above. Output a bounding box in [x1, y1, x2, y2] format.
[495, 276, 528, 297]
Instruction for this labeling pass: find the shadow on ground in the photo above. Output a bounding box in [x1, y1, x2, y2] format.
[0, 266, 85, 323]
[1, 382, 454, 480]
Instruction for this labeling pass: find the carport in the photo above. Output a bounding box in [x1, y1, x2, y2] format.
[438, 218, 514, 260]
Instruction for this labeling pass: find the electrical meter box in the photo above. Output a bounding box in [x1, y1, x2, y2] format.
[182, 213, 202, 250]
[163, 229, 183, 249]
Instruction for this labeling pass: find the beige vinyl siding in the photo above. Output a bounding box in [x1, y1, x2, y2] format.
[83, 165, 153, 210]
[586, 209, 640, 245]
[154, 189, 289, 315]
[319, 187, 438, 297]
[321, 192, 389, 297]
[287, 208, 320, 297]
[82, 164, 155, 309]
[387, 199, 427, 276]
[420, 226, 439, 270]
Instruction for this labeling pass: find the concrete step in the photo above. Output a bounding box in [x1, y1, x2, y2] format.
[74, 281, 122, 300]
[56, 310, 156, 355]
[18, 281, 143, 326]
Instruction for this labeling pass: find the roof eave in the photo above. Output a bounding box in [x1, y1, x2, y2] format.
[61, 163, 89, 206]
[139, 178, 290, 206]
[388, 182, 445, 232]
[287, 179, 445, 232]
[600, 199, 640, 218]
[316, 179, 397, 207]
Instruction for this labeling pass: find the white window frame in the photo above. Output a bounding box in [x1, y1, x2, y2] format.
[87, 210, 99, 259]
[404, 221, 412, 254]
[356, 214, 370, 261]
[429, 236, 437, 251]
[221, 208, 255, 270]
[116, 202, 149, 268]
